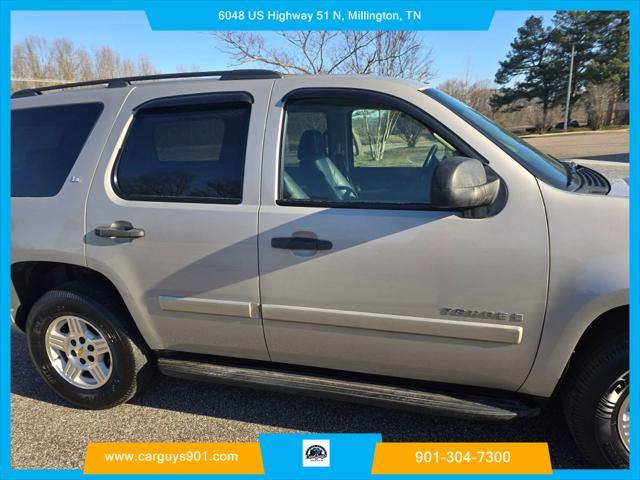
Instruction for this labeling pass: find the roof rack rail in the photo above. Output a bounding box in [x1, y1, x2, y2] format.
[11, 69, 282, 99]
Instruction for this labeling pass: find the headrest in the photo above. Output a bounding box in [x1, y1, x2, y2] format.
[297, 130, 326, 163]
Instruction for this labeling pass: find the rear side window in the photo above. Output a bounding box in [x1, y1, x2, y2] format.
[114, 103, 250, 203]
[11, 103, 103, 197]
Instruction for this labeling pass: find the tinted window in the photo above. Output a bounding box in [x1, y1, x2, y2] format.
[11, 103, 103, 197]
[424, 88, 570, 189]
[115, 103, 250, 203]
[280, 100, 462, 206]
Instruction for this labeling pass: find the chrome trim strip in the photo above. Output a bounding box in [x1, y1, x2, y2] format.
[158, 296, 259, 319]
[262, 304, 523, 344]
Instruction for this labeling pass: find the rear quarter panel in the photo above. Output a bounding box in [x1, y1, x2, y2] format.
[11, 89, 131, 269]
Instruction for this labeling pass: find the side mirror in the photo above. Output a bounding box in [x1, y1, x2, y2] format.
[430, 156, 500, 209]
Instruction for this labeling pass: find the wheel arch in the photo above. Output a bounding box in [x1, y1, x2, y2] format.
[569, 305, 628, 363]
[10, 261, 155, 349]
[554, 304, 629, 395]
[519, 294, 629, 397]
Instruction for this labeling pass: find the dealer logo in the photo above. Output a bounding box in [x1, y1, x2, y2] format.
[302, 439, 330, 467]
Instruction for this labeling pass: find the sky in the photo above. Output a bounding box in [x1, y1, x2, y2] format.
[10, 10, 555, 84]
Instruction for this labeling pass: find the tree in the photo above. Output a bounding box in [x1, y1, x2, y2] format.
[438, 77, 495, 117]
[492, 12, 629, 131]
[491, 16, 564, 132]
[11, 36, 158, 92]
[584, 12, 629, 124]
[550, 11, 628, 125]
[215, 30, 434, 161]
[396, 114, 423, 148]
[214, 31, 434, 80]
[584, 82, 617, 130]
[220, 30, 435, 160]
[549, 11, 600, 121]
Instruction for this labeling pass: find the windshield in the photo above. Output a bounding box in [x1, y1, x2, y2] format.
[423, 88, 571, 190]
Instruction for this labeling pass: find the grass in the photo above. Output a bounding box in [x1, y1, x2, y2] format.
[283, 134, 442, 168]
[356, 144, 429, 167]
[355, 135, 442, 167]
[516, 124, 629, 136]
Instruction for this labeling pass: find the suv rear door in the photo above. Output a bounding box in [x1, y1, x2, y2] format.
[86, 80, 272, 360]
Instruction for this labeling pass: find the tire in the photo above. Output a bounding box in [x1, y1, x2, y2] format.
[563, 333, 629, 468]
[26, 282, 154, 409]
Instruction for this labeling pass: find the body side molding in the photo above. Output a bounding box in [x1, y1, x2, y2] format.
[262, 304, 523, 344]
[158, 296, 260, 319]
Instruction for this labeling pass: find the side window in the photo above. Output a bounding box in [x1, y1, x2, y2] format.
[282, 109, 327, 167]
[279, 98, 462, 206]
[115, 102, 250, 203]
[11, 103, 103, 197]
[352, 109, 455, 167]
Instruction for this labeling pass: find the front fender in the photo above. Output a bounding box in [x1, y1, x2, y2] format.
[519, 288, 628, 397]
[518, 181, 628, 397]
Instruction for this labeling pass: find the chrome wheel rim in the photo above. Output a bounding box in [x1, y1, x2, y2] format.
[617, 394, 630, 452]
[45, 315, 112, 389]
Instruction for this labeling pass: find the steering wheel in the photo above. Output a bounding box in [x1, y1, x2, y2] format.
[419, 144, 440, 202]
[334, 185, 358, 200]
[421, 144, 439, 170]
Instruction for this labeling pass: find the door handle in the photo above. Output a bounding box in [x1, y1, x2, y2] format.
[95, 221, 145, 239]
[271, 237, 332, 251]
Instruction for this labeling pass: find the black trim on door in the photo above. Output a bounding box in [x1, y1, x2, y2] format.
[133, 91, 254, 112]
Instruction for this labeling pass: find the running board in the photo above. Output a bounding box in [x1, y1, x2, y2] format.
[158, 358, 539, 421]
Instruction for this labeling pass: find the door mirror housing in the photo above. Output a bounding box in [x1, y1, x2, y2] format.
[430, 156, 500, 210]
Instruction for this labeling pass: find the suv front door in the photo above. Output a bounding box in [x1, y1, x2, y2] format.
[258, 79, 549, 391]
[86, 81, 273, 360]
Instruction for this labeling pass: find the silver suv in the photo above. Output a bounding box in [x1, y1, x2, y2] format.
[10, 70, 629, 468]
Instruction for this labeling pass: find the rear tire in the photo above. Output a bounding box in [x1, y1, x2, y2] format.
[563, 333, 629, 468]
[26, 283, 154, 409]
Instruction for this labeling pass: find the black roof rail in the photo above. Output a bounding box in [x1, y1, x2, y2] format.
[11, 69, 282, 99]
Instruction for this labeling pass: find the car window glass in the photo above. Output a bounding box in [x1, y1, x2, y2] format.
[280, 100, 461, 206]
[11, 103, 103, 197]
[115, 103, 250, 203]
[282, 109, 328, 167]
[352, 109, 455, 167]
[424, 88, 569, 189]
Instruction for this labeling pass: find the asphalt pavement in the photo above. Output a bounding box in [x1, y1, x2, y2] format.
[523, 130, 629, 162]
[11, 330, 589, 470]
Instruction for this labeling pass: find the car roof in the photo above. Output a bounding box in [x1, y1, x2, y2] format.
[11, 69, 429, 102]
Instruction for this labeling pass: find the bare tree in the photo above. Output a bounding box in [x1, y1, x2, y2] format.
[94, 45, 122, 78]
[438, 65, 495, 117]
[396, 114, 423, 147]
[11, 36, 158, 92]
[344, 31, 434, 159]
[214, 30, 434, 80]
[585, 81, 617, 129]
[215, 30, 434, 162]
[136, 55, 157, 75]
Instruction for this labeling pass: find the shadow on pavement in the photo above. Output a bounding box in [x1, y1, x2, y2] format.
[11, 330, 589, 468]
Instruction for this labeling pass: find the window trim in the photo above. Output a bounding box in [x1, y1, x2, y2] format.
[11, 101, 104, 198]
[111, 93, 252, 205]
[276, 88, 491, 212]
[133, 91, 254, 112]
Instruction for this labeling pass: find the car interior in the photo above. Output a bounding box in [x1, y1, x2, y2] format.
[280, 101, 462, 205]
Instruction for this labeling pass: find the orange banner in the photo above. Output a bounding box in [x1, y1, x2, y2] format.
[84, 442, 264, 475]
[371, 442, 552, 474]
